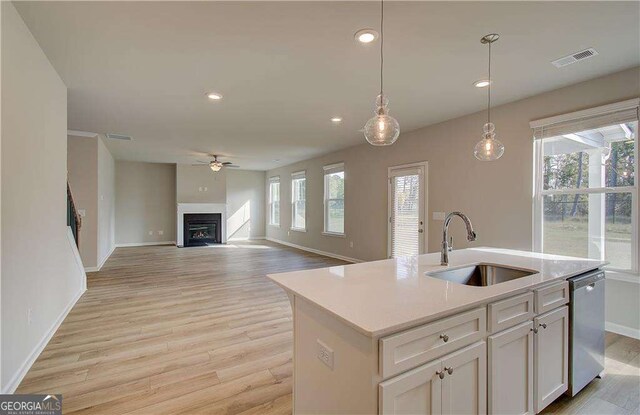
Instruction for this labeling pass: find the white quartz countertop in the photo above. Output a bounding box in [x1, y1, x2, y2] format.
[268, 247, 605, 337]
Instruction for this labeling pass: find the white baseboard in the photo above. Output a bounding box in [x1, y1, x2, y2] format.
[606, 321, 640, 340]
[266, 237, 362, 264]
[115, 241, 176, 248]
[2, 288, 86, 393]
[228, 236, 266, 242]
[86, 244, 116, 273]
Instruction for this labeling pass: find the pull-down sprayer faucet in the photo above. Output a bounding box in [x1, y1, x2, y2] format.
[441, 212, 477, 266]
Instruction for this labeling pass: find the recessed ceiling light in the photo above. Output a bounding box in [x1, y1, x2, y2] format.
[273, 159, 280, 162]
[206, 92, 223, 100]
[473, 80, 491, 88]
[331, 117, 343, 123]
[354, 29, 378, 44]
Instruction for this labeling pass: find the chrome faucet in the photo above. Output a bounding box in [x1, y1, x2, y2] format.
[441, 212, 477, 266]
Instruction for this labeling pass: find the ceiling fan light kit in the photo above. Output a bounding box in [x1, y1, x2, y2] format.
[193, 155, 239, 172]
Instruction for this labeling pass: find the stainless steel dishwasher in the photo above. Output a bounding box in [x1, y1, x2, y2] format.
[568, 269, 605, 396]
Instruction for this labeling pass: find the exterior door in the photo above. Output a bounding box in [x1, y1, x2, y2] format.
[441, 342, 487, 415]
[388, 162, 427, 258]
[488, 321, 535, 415]
[379, 359, 442, 415]
[534, 306, 569, 413]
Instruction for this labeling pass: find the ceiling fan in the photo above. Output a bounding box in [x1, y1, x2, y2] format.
[192, 155, 240, 172]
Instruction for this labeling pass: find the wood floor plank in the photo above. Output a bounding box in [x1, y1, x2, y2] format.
[16, 241, 346, 414]
[16, 241, 640, 414]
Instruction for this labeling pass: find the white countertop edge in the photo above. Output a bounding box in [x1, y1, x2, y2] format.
[268, 247, 606, 338]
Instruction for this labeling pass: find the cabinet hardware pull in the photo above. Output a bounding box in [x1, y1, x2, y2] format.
[532, 327, 539, 334]
[540, 323, 547, 329]
[436, 370, 445, 379]
[439, 334, 449, 342]
[445, 366, 454, 375]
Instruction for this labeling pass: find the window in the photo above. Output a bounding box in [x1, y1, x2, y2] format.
[532, 100, 638, 273]
[268, 177, 280, 226]
[323, 163, 345, 235]
[291, 171, 306, 231]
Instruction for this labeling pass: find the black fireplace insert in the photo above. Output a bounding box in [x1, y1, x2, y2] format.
[183, 213, 222, 247]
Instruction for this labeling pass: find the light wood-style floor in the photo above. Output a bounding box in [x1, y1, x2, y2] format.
[17, 241, 640, 414]
[17, 241, 347, 414]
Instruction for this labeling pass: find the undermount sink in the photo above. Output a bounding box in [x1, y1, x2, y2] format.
[426, 263, 537, 286]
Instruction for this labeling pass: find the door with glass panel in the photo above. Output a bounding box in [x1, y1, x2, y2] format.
[388, 163, 427, 258]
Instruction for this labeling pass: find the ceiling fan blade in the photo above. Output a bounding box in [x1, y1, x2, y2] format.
[195, 160, 210, 164]
[191, 164, 210, 167]
[221, 161, 233, 165]
[225, 165, 240, 168]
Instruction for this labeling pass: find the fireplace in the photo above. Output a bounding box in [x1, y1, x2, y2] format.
[183, 213, 222, 247]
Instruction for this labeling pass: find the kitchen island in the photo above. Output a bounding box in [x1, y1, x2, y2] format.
[268, 247, 605, 414]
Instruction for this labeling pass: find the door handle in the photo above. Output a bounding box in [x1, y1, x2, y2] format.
[586, 283, 595, 291]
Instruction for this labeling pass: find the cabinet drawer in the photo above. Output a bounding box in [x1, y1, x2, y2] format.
[535, 281, 569, 314]
[488, 292, 534, 333]
[380, 307, 486, 379]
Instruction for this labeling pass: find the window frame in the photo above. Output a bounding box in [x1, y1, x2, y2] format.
[531, 99, 639, 275]
[291, 171, 306, 232]
[268, 176, 280, 227]
[323, 162, 345, 237]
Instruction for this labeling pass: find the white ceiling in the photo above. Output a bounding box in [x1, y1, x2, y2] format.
[15, 1, 640, 170]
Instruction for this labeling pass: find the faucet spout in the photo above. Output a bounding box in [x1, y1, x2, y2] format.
[441, 212, 476, 266]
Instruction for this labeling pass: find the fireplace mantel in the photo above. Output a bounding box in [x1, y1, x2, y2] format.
[177, 203, 227, 247]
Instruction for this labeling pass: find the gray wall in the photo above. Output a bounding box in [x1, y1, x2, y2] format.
[266, 67, 640, 261]
[67, 135, 98, 268]
[97, 138, 115, 264]
[1, 2, 85, 392]
[226, 170, 266, 240]
[176, 164, 226, 203]
[266, 67, 640, 335]
[115, 161, 176, 245]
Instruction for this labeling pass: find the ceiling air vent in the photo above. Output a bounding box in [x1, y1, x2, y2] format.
[551, 48, 598, 68]
[106, 133, 132, 141]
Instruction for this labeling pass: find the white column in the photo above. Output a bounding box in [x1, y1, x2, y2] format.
[587, 148, 605, 260]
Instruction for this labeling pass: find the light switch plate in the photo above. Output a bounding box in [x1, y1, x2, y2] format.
[317, 339, 334, 370]
[78, 209, 86, 217]
[433, 211, 446, 221]
[158, 230, 164, 235]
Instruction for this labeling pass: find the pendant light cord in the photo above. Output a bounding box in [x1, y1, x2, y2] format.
[487, 40, 491, 125]
[380, 0, 384, 102]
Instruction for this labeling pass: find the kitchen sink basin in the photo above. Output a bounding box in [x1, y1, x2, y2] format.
[426, 263, 537, 286]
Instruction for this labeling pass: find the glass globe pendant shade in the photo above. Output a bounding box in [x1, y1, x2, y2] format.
[364, 108, 400, 146]
[474, 122, 504, 161]
[210, 162, 223, 172]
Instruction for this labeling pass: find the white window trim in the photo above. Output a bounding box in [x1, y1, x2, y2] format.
[291, 171, 306, 231]
[531, 99, 639, 275]
[323, 162, 345, 236]
[268, 176, 280, 227]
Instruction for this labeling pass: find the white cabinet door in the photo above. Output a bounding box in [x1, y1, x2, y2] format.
[534, 306, 569, 413]
[379, 359, 442, 414]
[441, 342, 487, 415]
[488, 321, 534, 415]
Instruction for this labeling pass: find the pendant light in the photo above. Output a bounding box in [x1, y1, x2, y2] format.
[474, 33, 505, 161]
[363, 0, 400, 146]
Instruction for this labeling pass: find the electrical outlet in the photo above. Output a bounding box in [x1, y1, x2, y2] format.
[27, 308, 33, 325]
[316, 339, 334, 369]
[204, 187, 208, 191]
[148, 231, 153, 236]
[158, 230, 164, 235]
[78, 209, 86, 217]
[199, 187, 203, 192]
[349, 241, 354, 248]
[287, 231, 291, 236]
